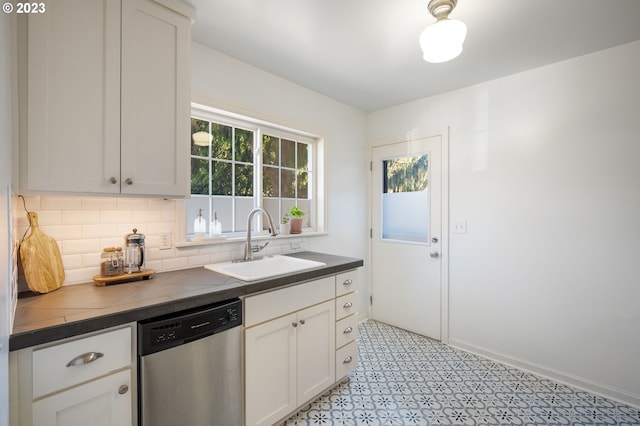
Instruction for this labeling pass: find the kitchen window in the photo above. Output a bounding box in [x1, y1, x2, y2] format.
[184, 104, 323, 241]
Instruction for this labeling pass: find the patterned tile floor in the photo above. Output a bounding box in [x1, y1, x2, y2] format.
[283, 320, 640, 425]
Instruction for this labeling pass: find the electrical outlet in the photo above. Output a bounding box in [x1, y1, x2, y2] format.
[159, 232, 172, 250]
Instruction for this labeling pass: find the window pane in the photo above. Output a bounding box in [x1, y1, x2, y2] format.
[384, 155, 428, 193]
[235, 163, 253, 196]
[263, 165, 279, 197]
[297, 171, 308, 199]
[263, 135, 279, 166]
[191, 158, 209, 195]
[211, 123, 232, 160]
[282, 139, 296, 168]
[235, 128, 254, 163]
[382, 154, 429, 242]
[191, 118, 209, 157]
[281, 169, 295, 198]
[211, 160, 232, 195]
[297, 142, 309, 170]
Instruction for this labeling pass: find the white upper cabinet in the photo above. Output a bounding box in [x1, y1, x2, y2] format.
[20, 0, 194, 197]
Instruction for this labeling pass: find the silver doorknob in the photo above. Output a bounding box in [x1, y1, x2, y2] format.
[118, 385, 129, 395]
[430, 251, 439, 258]
[109, 176, 118, 184]
[125, 178, 133, 185]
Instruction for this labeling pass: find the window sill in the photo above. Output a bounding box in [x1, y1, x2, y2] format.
[174, 231, 327, 248]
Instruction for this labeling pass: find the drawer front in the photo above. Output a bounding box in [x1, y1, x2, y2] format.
[33, 326, 132, 398]
[336, 270, 357, 297]
[245, 276, 335, 327]
[336, 315, 358, 349]
[335, 293, 357, 320]
[335, 341, 358, 379]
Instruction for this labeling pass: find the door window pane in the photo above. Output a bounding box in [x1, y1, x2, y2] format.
[211, 160, 232, 196]
[191, 158, 208, 195]
[382, 154, 429, 242]
[211, 123, 232, 160]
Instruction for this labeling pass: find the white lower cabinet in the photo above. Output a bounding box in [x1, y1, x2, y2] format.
[32, 369, 131, 426]
[10, 324, 136, 426]
[245, 299, 335, 426]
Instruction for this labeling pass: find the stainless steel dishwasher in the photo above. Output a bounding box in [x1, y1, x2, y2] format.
[138, 298, 243, 426]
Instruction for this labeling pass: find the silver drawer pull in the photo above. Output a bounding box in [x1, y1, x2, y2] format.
[343, 356, 353, 364]
[343, 301, 353, 309]
[118, 385, 129, 395]
[66, 352, 104, 367]
[292, 322, 298, 328]
[343, 327, 353, 334]
[343, 279, 352, 286]
[299, 319, 306, 325]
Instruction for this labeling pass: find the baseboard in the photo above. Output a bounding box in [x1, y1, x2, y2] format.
[449, 338, 640, 409]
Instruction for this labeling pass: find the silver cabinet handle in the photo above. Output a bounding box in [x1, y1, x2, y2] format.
[343, 327, 353, 334]
[118, 385, 129, 395]
[66, 352, 104, 367]
[292, 322, 298, 328]
[109, 176, 118, 184]
[299, 319, 305, 325]
[343, 301, 353, 309]
[343, 356, 353, 364]
[125, 178, 133, 185]
[430, 251, 439, 258]
[343, 279, 352, 286]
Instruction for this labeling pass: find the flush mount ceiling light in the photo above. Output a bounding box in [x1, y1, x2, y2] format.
[419, 0, 467, 63]
[192, 131, 212, 146]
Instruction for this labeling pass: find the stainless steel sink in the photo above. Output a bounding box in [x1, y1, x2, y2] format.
[204, 255, 326, 281]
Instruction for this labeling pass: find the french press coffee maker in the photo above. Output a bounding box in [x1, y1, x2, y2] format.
[124, 228, 145, 274]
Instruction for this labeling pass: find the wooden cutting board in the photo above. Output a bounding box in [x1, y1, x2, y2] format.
[20, 211, 65, 293]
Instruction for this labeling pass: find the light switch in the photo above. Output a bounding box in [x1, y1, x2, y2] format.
[452, 220, 467, 234]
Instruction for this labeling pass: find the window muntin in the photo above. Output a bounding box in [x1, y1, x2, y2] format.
[187, 108, 318, 238]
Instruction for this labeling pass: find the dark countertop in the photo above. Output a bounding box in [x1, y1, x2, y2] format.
[10, 251, 363, 351]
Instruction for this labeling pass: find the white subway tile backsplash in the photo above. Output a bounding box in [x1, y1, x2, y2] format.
[100, 210, 134, 224]
[82, 197, 118, 210]
[117, 198, 149, 210]
[63, 238, 101, 255]
[82, 224, 118, 238]
[40, 196, 82, 210]
[13, 195, 307, 288]
[63, 210, 100, 225]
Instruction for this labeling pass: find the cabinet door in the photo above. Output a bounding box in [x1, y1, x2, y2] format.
[25, 0, 121, 193]
[32, 369, 132, 426]
[245, 313, 297, 426]
[297, 300, 336, 404]
[120, 0, 190, 197]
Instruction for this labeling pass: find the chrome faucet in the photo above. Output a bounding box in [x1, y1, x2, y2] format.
[243, 207, 278, 261]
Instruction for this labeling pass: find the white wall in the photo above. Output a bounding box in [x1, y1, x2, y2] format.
[191, 42, 369, 305]
[0, 11, 15, 426]
[367, 41, 640, 405]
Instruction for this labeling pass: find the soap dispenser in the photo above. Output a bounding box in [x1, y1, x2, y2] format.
[210, 212, 222, 236]
[194, 208, 207, 239]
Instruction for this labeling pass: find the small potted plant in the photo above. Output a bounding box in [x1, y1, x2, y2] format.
[288, 206, 304, 234]
[280, 213, 290, 235]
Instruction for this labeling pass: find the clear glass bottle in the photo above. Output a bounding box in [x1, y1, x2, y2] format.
[100, 247, 123, 276]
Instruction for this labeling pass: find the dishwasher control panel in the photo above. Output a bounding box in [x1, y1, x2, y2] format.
[138, 298, 242, 355]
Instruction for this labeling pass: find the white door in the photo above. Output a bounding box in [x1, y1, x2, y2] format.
[370, 135, 446, 340]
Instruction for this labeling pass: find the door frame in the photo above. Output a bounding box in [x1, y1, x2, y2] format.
[367, 128, 450, 343]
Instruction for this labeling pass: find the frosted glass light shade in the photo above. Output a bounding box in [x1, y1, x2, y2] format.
[419, 19, 467, 63]
[192, 131, 212, 146]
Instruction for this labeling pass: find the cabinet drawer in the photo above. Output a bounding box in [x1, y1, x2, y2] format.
[335, 293, 357, 320]
[336, 315, 358, 349]
[335, 341, 358, 379]
[32, 327, 132, 398]
[245, 277, 335, 327]
[336, 270, 357, 297]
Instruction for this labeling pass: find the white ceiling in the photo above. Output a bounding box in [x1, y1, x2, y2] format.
[184, 0, 640, 112]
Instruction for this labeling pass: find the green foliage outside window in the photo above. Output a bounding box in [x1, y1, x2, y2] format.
[384, 154, 429, 193]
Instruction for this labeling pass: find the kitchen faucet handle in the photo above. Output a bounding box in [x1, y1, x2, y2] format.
[251, 241, 269, 253]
